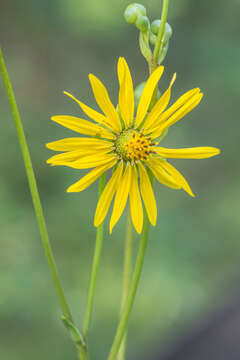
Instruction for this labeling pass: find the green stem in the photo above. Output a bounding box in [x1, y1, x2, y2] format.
[62, 316, 87, 359]
[0, 48, 86, 357]
[78, 347, 88, 360]
[117, 208, 133, 360]
[153, 0, 169, 69]
[149, 0, 169, 106]
[83, 172, 106, 338]
[0, 47, 73, 321]
[107, 212, 151, 360]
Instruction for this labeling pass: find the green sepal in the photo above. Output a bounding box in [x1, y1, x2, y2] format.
[139, 31, 152, 62]
[116, 104, 125, 130]
[134, 81, 145, 109]
[154, 128, 168, 143]
[149, 32, 157, 46]
[158, 41, 169, 64]
[134, 81, 161, 110]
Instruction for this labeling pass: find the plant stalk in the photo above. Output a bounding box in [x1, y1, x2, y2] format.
[83, 172, 106, 338]
[153, 0, 169, 68]
[117, 208, 133, 360]
[150, 0, 170, 112]
[0, 47, 74, 322]
[0, 47, 86, 357]
[107, 211, 151, 360]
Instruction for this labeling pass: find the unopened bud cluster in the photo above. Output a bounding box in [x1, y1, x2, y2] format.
[124, 3, 172, 65]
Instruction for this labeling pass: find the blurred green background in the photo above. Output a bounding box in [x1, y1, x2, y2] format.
[0, 0, 238, 359]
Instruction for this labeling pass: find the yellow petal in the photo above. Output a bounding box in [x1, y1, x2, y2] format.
[47, 149, 89, 164]
[67, 159, 116, 193]
[129, 165, 143, 234]
[94, 162, 123, 227]
[138, 162, 157, 226]
[46, 137, 112, 152]
[154, 146, 221, 159]
[117, 57, 134, 128]
[47, 146, 112, 165]
[135, 66, 164, 127]
[53, 153, 116, 169]
[150, 91, 203, 139]
[51, 115, 115, 140]
[162, 93, 203, 130]
[63, 91, 114, 131]
[147, 158, 181, 189]
[159, 160, 195, 197]
[109, 163, 132, 233]
[154, 88, 201, 126]
[89, 74, 122, 133]
[143, 73, 176, 131]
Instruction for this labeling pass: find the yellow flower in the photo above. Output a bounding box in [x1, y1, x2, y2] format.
[46, 57, 220, 234]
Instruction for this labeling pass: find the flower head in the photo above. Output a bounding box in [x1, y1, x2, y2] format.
[46, 57, 220, 234]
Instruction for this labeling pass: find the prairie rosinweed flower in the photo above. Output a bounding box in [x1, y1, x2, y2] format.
[46, 58, 220, 234]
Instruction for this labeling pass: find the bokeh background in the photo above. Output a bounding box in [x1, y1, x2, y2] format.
[0, 0, 238, 359]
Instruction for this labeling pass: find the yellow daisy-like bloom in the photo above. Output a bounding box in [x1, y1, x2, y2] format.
[46, 57, 220, 234]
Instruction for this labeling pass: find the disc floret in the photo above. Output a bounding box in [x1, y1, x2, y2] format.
[114, 129, 153, 162]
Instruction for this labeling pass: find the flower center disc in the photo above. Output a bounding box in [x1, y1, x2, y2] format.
[115, 129, 152, 162]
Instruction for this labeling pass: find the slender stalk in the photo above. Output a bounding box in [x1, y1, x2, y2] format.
[153, 0, 169, 68]
[117, 209, 133, 360]
[83, 172, 106, 338]
[0, 47, 74, 322]
[0, 48, 87, 359]
[107, 212, 151, 360]
[78, 347, 88, 360]
[150, 0, 170, 110]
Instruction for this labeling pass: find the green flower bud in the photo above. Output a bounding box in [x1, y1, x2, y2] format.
[163, 22, 173, 43]
[149, 32, 157, 46]
[136, 14, 150, 32]
[134, 82, 161, 109]
[124, 3, 146, 24]
[151, 19, 161, 35]
[150, 20, 173, 44]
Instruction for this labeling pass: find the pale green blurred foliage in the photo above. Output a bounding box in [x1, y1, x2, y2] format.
[0, 0, 238, 359]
